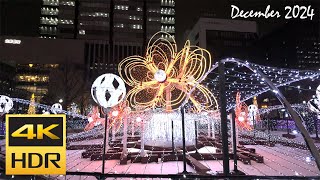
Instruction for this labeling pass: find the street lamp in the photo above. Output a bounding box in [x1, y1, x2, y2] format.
[59, 99, 63, 103]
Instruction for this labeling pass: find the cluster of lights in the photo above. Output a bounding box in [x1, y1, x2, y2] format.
[189, 58, 320, 111]
[11, 97, 86, 119]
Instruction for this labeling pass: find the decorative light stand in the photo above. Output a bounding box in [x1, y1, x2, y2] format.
[91, 73, 126, 175]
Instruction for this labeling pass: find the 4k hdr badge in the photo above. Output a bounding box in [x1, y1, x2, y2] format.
[6, 115, 66, 175]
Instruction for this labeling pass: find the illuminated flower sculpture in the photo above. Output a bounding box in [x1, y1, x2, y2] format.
[119, 32, 218, 112]
[235, 92, 251, 130]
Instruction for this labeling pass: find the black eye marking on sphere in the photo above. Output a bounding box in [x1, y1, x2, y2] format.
[113, 78, 119, 90]
[105, 90, 111, 102]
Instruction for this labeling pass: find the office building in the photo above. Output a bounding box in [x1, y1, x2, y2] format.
[186, 18, 258, 60]
[254, 21, 320, 69]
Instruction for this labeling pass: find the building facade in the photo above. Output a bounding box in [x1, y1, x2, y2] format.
[253, 21, 320, 69]
[186, 18, 258, 61]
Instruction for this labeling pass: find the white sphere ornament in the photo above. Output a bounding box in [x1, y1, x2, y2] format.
[91, 73, 126, 108]
[0, 95, 13, 115]
[154, 69, 167, 83]
[51, 103, 63, 114]
[248, 104, 258, 117]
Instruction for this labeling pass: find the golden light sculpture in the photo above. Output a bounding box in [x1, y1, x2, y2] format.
[119, 32, 218, 112]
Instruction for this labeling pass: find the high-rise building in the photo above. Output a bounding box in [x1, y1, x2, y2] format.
[39, 0, 59, 38]
[186, 18, 258, 60]
[38, 0, 175, 79]
[253, 21, 320, 69]
[39, 0, 175, 40]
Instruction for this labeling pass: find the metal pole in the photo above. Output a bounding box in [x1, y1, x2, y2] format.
[140, 120, 145, 157]
[123, 116, 128, 154]
[171, 119, 175, 153]
[219, 60, 230, 175]
[253, 114, 255, 138]
[195, 120, 198, 153]
[181, 106, 187, 174]
[267, 118, 270, 143]
[315, 117, 319, 139]
[102, 111, 108, 175]
[231, 110, 238, 172]
[286, 113, 290, 134]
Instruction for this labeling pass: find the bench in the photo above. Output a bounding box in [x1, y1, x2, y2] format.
[237, 153, 251, 165]
[241, 152, 263, 163]
[186, 156, 210, 174]
[141, 154, 158, 164]
[162, 154, 183, 162]
[90, 152, 121, 161]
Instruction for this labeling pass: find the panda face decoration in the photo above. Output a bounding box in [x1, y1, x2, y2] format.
[248, 104, 258, 121]
[0, 95, 13, 115]
[51, 103, 63, 114]
[91, 74, 126, 108]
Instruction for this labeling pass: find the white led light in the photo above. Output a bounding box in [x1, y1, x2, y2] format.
[112, 110, 119, 117]
[136, 117, 142, 122]
[154, 69, 167, 82]
[306, 157, 312, 162]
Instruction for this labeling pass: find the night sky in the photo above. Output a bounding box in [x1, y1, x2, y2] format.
[175, 0, 319, 45]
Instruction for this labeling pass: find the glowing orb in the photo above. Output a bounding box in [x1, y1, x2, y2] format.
[306, 157, 312, 162]
[238, 116, 245, 122]
[154, 69, 167, 83]
[136, 117, 142, 122]
[112, 110, 119, 117]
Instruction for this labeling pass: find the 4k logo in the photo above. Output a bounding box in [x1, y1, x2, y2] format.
[11, 124, 60, 139]
[6, 115, 66, 175]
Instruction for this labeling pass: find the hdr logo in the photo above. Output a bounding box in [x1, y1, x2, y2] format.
[6, 115, 66, 175]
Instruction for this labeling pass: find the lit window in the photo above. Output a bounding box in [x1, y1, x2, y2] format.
[79, 30, 85, 35]
[131, 24, 142, 29]
[59, 19, 74, 24]
[60, 1, 75, 6]
[40, 17, 58, 25]
[43, 0, 59, 6]
[80, 12, 108, 17]
[41, 7, 59, 15]
[17, 75, 49, 83]
[115, 23, 124, 28]
[129, 16, 141, 20]
[137, 7, 142, 11]
[115, 5, 129, 11]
